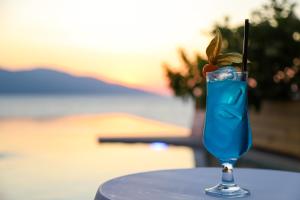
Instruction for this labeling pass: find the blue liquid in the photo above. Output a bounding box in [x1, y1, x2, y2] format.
[203, 80, 252, 162]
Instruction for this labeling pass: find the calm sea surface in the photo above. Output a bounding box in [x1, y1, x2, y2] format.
[0, 95, 194, 127]
[2, 95, 299, 200]
[0, 95, 195, 200]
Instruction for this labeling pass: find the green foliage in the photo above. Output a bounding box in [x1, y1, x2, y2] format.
[164, 0, 300, 110]
[164, 49, 207, 109]
[216, 0, 300, 101]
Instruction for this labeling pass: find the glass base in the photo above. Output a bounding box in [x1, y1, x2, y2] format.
[205, 183, 250, 198]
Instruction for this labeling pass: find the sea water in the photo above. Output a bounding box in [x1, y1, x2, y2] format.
[203, 79, 252, 162]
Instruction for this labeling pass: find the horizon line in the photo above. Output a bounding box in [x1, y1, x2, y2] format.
[0, 65, 171, 96]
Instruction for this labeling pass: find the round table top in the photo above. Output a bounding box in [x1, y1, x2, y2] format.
[94, 168, 300, 200]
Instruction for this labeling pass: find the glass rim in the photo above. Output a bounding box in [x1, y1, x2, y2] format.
[206, 71, 248, 82]
[206, 71, 248, 76]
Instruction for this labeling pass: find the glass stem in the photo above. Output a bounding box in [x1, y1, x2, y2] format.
[221, 163, 235, 185]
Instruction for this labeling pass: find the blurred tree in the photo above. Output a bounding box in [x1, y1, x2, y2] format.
[164, 0, 300, 113]
[163, 49, 207, 110]
[216, 0, 300, 106]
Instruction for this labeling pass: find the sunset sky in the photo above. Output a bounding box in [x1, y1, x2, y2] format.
[1, 0, 299, 94]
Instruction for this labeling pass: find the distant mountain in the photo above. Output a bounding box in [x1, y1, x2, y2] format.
[0, 68, 152, 95]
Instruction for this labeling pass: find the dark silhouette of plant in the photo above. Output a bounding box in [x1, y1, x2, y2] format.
[216, 0, 300, 104]
[163, 49, 207, 110]
[164, 0, 300, 111]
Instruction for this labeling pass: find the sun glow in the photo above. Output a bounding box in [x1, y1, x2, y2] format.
[0, 0, 272, 94]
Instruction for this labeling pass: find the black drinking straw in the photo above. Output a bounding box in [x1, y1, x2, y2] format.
[242, 19, 249, 72]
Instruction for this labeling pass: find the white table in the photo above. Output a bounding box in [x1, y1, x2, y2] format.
[94, 168, 300, 200]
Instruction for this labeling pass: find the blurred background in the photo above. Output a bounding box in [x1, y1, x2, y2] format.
[0, 0, 300, 199]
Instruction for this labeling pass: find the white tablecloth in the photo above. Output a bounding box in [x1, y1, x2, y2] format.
[95, 168, 300, 200]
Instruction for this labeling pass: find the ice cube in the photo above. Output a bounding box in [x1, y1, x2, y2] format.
[207, 66, 238, 82]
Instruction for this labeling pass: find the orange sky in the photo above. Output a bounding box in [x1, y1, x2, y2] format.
[1, 0, 296, 94]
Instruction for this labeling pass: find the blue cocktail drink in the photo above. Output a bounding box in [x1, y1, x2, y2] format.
[203, 70, 252, 162]
[203, 67, 252, 198]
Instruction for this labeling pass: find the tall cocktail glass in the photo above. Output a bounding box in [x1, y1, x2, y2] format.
[203, 68, 252, 198]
